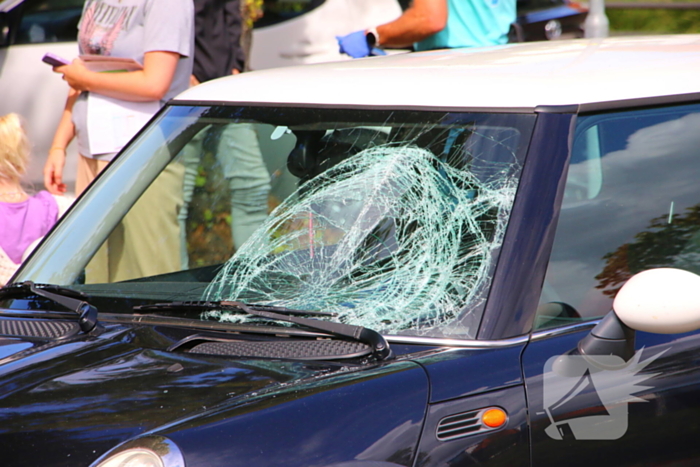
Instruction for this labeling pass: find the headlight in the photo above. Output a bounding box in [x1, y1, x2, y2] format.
[91, 435, 184, 467]
[95, 448, 163, 467]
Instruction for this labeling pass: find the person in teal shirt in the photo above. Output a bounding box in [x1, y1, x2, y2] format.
[337, 0, 515, 58]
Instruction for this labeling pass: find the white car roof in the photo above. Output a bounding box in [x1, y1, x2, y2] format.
[176, 35, 700, 112]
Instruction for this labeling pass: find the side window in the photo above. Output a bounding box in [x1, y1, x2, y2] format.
[14, 0, 83, 45]
[536, 103, 700, 330]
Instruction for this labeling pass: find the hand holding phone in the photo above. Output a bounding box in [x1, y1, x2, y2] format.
[42, 53, 70, 67]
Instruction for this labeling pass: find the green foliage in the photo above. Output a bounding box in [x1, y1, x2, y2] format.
[608, 2, 700, 33]
[595, 204, 700, 297]
[186, 149, 235, 268]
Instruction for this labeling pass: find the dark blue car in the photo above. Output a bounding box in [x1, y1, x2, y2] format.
[2, 35, 700, 466]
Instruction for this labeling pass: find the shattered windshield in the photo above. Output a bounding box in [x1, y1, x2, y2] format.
[17, 106, 535, 339]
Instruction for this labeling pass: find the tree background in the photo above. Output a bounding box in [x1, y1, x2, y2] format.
[606, 0, 700, 34]
[595, 204, 700, 297]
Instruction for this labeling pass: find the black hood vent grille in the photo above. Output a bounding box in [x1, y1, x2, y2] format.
[0, 318, 79, 339]
[186, 338, 372, 360]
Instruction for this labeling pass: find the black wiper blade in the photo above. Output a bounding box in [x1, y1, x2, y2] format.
[0, 281, 100, 334]
[133, 300, 337, 318]
[0, 281, 87, 301]
[133, 300, 392, 360]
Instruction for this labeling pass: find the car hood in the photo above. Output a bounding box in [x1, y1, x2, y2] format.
[0, 322, 363, 465]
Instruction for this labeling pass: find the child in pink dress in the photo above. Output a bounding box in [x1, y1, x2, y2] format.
[0, 113, 71, 285]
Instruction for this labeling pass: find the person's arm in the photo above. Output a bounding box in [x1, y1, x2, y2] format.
[337, 0, 447, 58]
[53, 51, 181, 102]
[375, 0, 448, 48]
[44, 88, 80, 194]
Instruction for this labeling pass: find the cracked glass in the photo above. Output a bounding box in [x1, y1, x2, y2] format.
[16, 105, 536, 339]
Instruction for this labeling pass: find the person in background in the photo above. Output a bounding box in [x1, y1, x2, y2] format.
[44, 0, 194, 195]
[336, 0, 515, 58]
[191, 0, 246, 86]
[178, 0, 271, 268]
[0, 113, 71, 286]
[42, 0, 194, 283]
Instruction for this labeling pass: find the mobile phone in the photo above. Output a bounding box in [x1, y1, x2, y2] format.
[42, 52, 70, 67]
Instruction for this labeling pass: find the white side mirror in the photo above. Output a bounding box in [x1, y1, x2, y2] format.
[614, 268, 700, 334]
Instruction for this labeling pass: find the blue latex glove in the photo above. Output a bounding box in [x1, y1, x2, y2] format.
[336, 30, 371, 58]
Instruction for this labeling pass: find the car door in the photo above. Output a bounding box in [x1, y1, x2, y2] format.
[523, 101, 700, 465]
[0, 0, 82, 189]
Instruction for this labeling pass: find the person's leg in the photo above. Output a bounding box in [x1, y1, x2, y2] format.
[80, 156, 185, 283]
[77, 155, 110, 283]
[216, 123, 271, 249]
[176, 127, 209, 269]
[75, 154, 109, 195]
[108, 162, 186, 282]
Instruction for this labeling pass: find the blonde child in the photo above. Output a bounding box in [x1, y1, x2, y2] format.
[0, 113, 71, 286]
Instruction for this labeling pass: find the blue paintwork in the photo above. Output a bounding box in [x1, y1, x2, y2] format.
[161, 361, 429, 466]
[479, 112, 575, 340]
[0, 111, 574, 466]
[416, 345, 525, 403]
[415, 385, 529, 466]
[0, 317, 534, 466]
[523, 325, 700, 466]
[0, 324, 421, 466]
[5, 102, 700, 467]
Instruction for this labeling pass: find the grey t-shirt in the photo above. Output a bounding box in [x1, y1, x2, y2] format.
[72, 0, 194, 158]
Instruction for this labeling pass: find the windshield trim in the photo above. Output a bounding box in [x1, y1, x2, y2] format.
[102, 312, 351, 338]
[100, 312, 530, 347]
[579, 92, 700, 114]
[171, 100, 538, 115]
[385, 334, 529, 348]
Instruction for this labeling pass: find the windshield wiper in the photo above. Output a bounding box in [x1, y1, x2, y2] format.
[0, 281, 87, 300]
[134, 301, 337, 317]
[0, 281, 100, 334]
[134, 300, 392, 360]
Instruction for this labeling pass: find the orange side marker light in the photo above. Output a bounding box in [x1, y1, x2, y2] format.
[482, 408, 507, 428]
